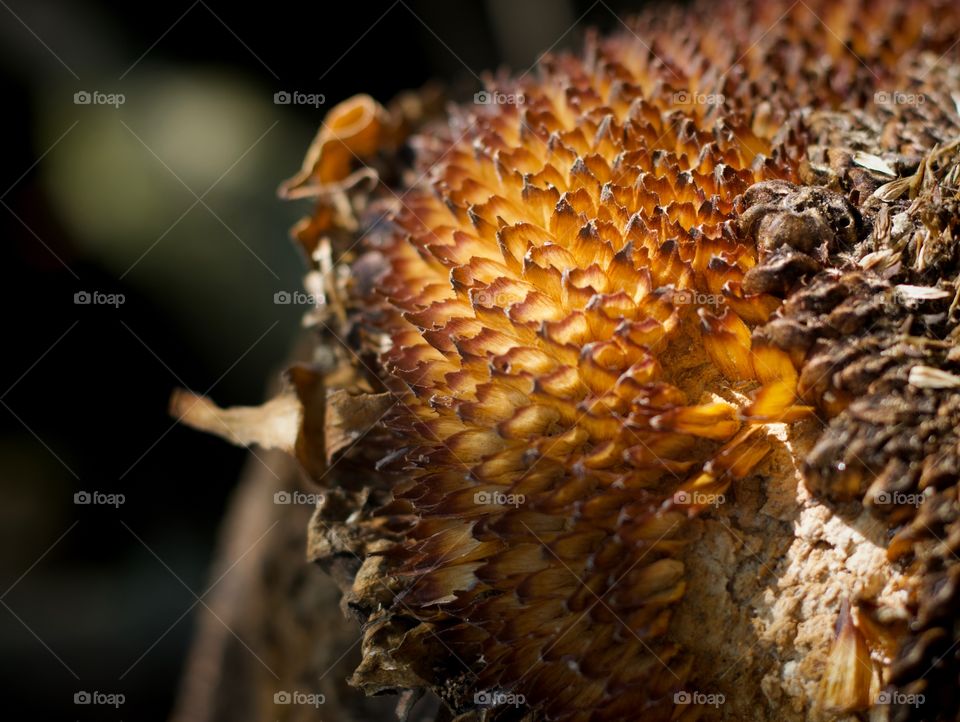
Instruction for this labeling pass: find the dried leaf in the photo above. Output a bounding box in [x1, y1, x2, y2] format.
[819, 600, 873, 713]
[872, 176, 912, 202]
[170, 389, 300, 452]
[171, 376, 394, 478]
[324, 388, 395, 463]
[893, 284, 951, 302]
[853, 151, 896, 177]
[908, 365, 960, 389]
[279, 94, 388, 199]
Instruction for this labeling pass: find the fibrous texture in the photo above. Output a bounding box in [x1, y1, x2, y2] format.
[178, 0, 960, 720]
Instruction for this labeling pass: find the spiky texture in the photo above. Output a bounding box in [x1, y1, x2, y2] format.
[276, 1, 960, 720]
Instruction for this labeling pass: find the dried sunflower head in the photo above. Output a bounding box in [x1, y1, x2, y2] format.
[176, 1, 960, 720]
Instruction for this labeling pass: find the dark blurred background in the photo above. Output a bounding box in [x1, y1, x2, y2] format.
[0, 0, 652, 718]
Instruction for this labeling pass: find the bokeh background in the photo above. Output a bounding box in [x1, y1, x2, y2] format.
[1, 0, 651, 718]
